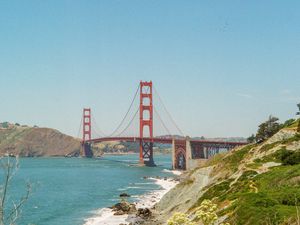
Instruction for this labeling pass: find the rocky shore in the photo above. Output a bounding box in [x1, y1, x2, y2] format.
[84, 175, 181, 225]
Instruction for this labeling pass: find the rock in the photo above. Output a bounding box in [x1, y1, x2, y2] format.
[120, 193, 131, 197]
[129, 203, 137, 213]
[136, 208, 152, 219]
[114, 210, 125, 215]
[111, 201, 137, 214]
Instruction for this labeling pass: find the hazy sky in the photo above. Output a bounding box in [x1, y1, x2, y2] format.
[0, 1, 300, 138]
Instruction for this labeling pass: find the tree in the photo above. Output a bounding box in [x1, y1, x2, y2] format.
[255, 116, 281, 143]
[0, 157, 30, 225]
[247, 134, 255, 143]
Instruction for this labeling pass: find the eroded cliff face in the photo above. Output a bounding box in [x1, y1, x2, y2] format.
[154, 167, 213, 224]
[153, 121, 300, 225]
[0, 126, 81, 157]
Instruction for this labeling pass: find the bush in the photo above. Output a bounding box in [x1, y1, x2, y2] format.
[276, 149, 300, 165]
[282, 151, 300, 165]
[281, 119, 296, 128]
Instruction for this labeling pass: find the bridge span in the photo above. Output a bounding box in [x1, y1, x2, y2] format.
[80, 81, 247, 170]
[82, 136, 245, 170]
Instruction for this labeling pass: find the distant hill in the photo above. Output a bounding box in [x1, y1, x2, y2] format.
[0, 122, 81, 157]
[156, 134, 247, 142]
[0, 122, 246, 156]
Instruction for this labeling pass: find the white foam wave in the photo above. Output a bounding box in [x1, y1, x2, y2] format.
[162, 169, 182, 175]
[83, 178, 179, 225]
[84, 208, 128, 225]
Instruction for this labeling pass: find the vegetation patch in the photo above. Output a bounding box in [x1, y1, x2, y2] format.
[197, 164, 300, 224]
[259, 141, 281, 152]
[275, 148, 300, 165]
[281, 133, 300, 144]
[222, 145, 253, 172]
[195, 179, 233, 207]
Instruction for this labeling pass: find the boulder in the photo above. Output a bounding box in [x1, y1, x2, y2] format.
[114, 210, 125, 215]
[111, 201, 137, 214]
[120, 193, 131, 197]
[136, 208, 152, 219]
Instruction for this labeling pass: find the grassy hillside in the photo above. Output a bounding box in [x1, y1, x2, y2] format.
[156, 119, 300, 225]
[0, 124, 81, 157]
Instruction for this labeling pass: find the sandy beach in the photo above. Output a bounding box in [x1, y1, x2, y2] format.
[83, 174, 181, 225]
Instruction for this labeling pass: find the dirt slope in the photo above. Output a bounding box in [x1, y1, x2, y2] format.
[0, 126, 81, 157]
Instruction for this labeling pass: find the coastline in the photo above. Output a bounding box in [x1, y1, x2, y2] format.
[83, 172, 181, 225]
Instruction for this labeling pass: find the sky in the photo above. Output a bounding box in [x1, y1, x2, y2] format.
[0, 0, 300, 138]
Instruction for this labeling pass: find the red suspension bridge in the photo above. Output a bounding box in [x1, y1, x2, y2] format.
[79, 81, 246, 170]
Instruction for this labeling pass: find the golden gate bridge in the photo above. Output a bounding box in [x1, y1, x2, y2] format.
[78, 81, 246, 170]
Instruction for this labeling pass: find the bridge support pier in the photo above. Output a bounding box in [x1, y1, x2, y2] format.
[80, 142, 93, 158]
[172, 138, 192, 170]
[140, 141, 155, 167]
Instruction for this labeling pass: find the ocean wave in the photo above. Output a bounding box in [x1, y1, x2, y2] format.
[162, 169, 182, 175]
[83, 179, 179, 225]
[84, 208, 128, 225]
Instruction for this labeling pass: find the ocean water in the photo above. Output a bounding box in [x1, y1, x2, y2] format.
[4, 154, 173, 225]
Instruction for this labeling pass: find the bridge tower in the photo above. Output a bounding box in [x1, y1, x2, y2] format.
[139, 81, 155, 166]
[81, 108, 93, 157]
[83, 108, 91, 141]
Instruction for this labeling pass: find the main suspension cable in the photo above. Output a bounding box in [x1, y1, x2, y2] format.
[91, 115, 107, 137]
[77, 115, 83, 139]
[115, 107, 139, 137]
[153, 86, 185, 136]
[153, 106, 171, 136]
[108, 84, 140, 137]
[115, 85, 150, 137]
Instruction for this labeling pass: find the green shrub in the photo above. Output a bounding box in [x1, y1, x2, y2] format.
[282, 133, 300, 144]
[282, 119, 296, 128]
[196, 180, 233, 205]
[259, 141, 280, 152]
[223, 145, 252, 171]
[276, 149, 300, 165]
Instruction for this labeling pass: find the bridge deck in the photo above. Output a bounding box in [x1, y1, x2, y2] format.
[85, 136, 246, 146]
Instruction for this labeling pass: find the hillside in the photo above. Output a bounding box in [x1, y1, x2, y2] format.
[94, 141, 172, 154]
[154, 119, 300, 225]
[0, 123, 81, 157]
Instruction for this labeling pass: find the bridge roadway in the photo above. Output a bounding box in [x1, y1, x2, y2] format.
[82, 136, 247, 170]
[86, 136, 246, 146]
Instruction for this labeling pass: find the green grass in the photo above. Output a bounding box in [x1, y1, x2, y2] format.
[195, 179, 234, 205]
[222, 145, 253, 172]
[191, 130, 300, 224]
[259, 141, 281, 152]
[281, 133, 300, 144]
[226, 164, 300, 224]
[196, 164, 300, 224]
[287, 118, 300, 129]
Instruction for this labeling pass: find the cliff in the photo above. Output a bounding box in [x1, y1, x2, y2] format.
[0, 124, 81, 157]
[154, 119, 300, 225]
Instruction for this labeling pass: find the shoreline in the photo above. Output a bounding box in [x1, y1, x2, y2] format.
[83, 172, 181, 225]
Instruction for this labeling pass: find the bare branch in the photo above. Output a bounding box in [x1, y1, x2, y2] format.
[0, 156, 30, 225]
[6, 183, 31, 224]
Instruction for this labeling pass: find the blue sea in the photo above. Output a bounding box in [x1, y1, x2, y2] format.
[4, 154, 173, 225]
